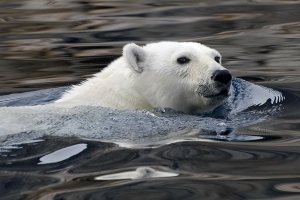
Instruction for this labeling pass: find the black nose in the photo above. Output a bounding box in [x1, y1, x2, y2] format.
[212, 70, 232, 85]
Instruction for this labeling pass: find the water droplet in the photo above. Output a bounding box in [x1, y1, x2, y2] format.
[216, 122, 227, 135]
[109, 117, 118, 122]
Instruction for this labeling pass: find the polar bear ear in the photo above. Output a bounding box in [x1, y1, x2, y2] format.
[123, 43, 146, 73]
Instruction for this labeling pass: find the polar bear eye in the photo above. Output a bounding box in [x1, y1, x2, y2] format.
[177, 57, 190, 64]
[214, 56, 221, 63]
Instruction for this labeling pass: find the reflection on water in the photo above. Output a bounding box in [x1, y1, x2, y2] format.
[1, 0, 300, 199]
[38, 143, 87, 164]
[1, 0, 300, 93]
[94, 167, 179, 180]
[2, 137, 300, 199]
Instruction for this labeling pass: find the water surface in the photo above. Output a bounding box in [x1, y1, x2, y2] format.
[1, 1, 300, 199]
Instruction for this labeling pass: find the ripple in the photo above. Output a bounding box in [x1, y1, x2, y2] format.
[276, 182, 300, 193]
[94, 167, 178, 180]
[50, 178, 300, 200]
[1, 1, 300, 199]
[151, 142, 300, 176]
[0, 173, 58, 199]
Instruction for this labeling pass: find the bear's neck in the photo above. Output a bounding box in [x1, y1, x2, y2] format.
[56, 58, 152, 110]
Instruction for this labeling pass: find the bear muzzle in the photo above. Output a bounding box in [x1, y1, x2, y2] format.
[208, 70, 232, 98]
[212, 70, 232, 86]
[196, 70, 232, 99]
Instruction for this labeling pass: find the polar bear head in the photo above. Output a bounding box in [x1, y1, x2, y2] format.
[123, 41, 232, 114]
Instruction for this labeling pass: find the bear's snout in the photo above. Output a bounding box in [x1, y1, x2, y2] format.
[212, 70, 232, 86]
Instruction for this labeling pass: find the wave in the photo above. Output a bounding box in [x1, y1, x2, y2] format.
[0, 78, 284, 148]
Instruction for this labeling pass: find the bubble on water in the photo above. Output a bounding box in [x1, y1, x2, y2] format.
[216, 122, 228, 135]
[109, 117, 118, 122]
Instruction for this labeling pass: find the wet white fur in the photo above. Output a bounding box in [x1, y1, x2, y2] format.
[55, 42, 227, 113]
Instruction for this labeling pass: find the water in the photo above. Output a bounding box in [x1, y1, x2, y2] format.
[1, 0, 300, 199]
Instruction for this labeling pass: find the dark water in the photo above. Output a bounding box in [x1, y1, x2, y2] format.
[1, 1, 300, 199]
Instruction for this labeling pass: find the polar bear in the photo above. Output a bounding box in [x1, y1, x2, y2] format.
[55, 42, 232, 114]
